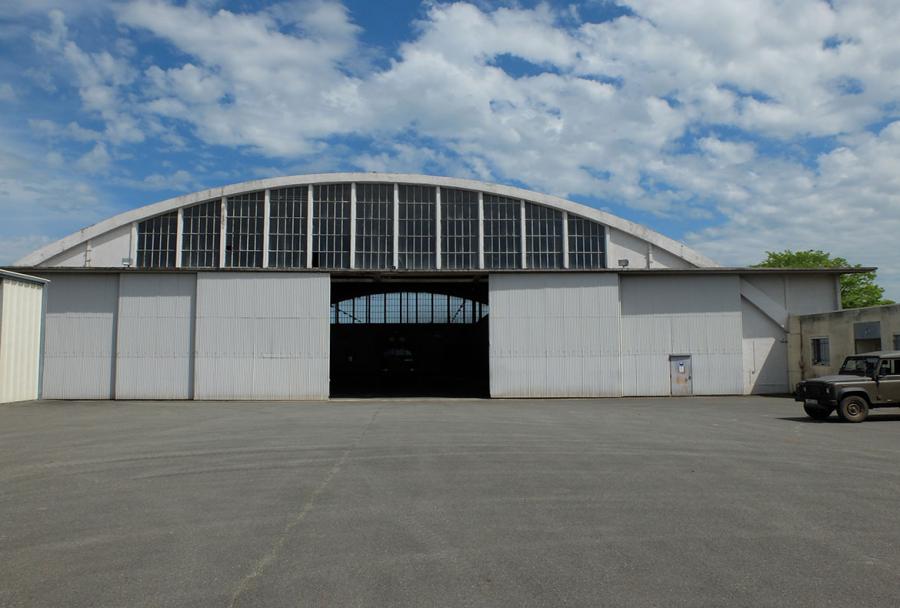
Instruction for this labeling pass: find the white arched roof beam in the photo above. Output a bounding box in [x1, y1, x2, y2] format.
[15, 173, 717, 268]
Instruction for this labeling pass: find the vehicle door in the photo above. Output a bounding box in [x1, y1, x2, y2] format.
[878, 359, 900, 404]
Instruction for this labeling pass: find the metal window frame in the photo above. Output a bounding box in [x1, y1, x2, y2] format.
[181, 200, 222, 268]
[224, 191, 265, 268]
[810, 336, 831, 366]
[268, 186, 308, 268]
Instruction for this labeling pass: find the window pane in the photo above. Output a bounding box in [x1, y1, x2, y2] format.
[269, 186, 307, 268]
[225, 191, 264, 268]
[137, 211, 178, 268]
[329, 291, 488, 325]
[441, 188, 478, 269]
[483, 194, 520, 269]
[182, 200, 221, 268]
[355, 183, 394, 269]
[567, 216, 606, 269]
[399, 185, 436, 269]
[312, 184, 351, 268]
[524, 202, 563, 269]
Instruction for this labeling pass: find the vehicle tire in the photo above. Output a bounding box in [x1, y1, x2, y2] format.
[837, 395, 869, 423]
[803, 403, 832, 420]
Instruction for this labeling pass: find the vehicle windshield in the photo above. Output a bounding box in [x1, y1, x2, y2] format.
[839, 356, 879, 376]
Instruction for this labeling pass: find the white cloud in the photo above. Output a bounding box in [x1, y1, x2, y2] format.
[75, 142, 111, 174]
[29, 118, 103, 142]
[0, 83, 15, 102]
[687, 121, 900, 297]
[33, 10, 144, 145]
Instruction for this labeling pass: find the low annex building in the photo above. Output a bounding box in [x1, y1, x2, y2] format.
[7, 173, 861, 400]
[789, 304, 900, 386]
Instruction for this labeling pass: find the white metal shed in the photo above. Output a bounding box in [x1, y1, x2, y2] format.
[0, 270, 48, 404]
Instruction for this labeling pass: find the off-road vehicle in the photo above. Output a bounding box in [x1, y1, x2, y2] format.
[795, 351, 900, 422]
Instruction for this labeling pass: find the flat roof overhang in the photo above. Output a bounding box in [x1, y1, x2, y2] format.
[5, 266, 874, 278]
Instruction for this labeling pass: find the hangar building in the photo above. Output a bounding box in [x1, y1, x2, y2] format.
[9, 173, 854, 400]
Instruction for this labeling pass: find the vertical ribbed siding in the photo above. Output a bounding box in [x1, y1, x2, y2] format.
[619, 275, 744, 396]
[115, 274, 195, 399]
[489, 273, 621, 397]
[41, 274, 118, 399]
[193, 272, 329, 399]
[0, 279, 44, 403]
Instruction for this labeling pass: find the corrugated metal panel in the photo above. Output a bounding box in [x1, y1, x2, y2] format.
[116, 274, 195, 399]
[489, 273, 621, 397]
[41, 274, 118, 399]
[194, 272, 329, 399]
[620, 275, 743, 396]
[0, 279, 44, 403]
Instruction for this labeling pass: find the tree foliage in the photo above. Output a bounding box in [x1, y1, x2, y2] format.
[755, 249, 893, 309]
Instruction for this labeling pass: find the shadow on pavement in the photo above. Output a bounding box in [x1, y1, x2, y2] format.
[779, 413, 900, 423]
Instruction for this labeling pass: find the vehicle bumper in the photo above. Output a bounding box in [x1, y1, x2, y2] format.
[794, 388, 836, 406]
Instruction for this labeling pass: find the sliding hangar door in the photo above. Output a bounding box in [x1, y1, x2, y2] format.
[487, 273, 744, 398]
[41, 272, 330, 400]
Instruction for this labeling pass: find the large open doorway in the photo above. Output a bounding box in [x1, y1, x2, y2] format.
[330, 279, 489, 397]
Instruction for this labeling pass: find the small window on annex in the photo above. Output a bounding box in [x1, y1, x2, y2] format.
[269, 186, 307, 268]
[894, 334, 900, 351]
[182, 200, 221, 268]
[853, 321, 881, 354]
[441, 188, 478, 270]
[225, 192, 264, 267]
[136, 212, 178, 268]
[312, 184, 351, 268]
[355, 183, 394, 269]
[811, 337, 830, 366]
[398, 185, 435, 270]
[483, 194, 521, 269]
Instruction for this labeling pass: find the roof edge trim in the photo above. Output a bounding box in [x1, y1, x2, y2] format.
[0, 269, 51, 284]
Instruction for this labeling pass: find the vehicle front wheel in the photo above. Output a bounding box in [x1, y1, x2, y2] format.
[803, 403, 833, 420]
[837, 395, 869, 423]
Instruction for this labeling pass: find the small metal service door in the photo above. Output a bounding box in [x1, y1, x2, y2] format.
[670, 355, 693, 396]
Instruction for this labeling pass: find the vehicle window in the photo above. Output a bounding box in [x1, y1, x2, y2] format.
[893, 359, 900, 375]
[879, 359, 891, 376]
[840, 357, 879, 375]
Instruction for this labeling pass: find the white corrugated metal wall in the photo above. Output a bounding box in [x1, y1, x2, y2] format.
[0, 278, 44, 403]
[193, 273, 330, 399]
[41, 274, 119, 399]
[489, 273, 621, 397]
[620, 275, 744, 396]
[116, 274, 196, 399]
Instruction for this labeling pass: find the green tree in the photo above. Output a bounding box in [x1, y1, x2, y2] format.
[755, 249, 894, 309]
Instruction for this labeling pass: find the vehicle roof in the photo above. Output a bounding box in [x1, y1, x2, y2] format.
[848, 351, 900, 358]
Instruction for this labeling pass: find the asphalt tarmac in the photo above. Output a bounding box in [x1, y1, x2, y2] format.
[1, 396, 899, 607]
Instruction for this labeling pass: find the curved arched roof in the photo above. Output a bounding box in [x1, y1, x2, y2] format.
[16, 173, 717, 268]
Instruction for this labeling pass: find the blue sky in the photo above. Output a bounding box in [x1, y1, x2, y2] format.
[1, 0, 899, 297]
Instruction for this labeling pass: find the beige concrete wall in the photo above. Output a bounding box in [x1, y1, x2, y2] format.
[0, 278, 45, 403]
[790, 304, 900, 384]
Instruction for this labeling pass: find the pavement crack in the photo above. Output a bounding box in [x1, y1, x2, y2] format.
[228, 406, 382, 607]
